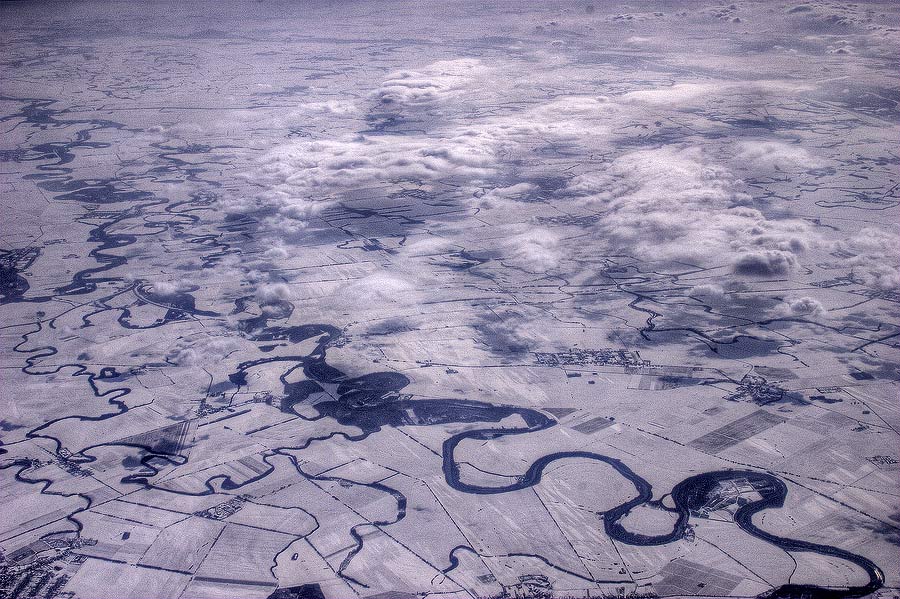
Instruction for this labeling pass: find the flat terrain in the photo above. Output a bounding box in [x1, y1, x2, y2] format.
[1, 2, 899, 598]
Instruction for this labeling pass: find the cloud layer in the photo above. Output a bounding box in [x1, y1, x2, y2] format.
[563, 146, 817, 273]
[219, 54, 897, 350]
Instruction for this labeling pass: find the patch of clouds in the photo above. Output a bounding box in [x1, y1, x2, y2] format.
[826, 41, 855, 55]
[342, 272, 415, 303]
[324, 272, 424, 323]
[502, 226, 562, 271]
[734, 140, 824, 171]
[399, 236, 463, 258]
[620, 82, 724, 106]
[371, 59, 489, 108]
[263, 244, 291, 260]
[484, 182, 537, 200]
[166, 335, 240, 367]
[563, 146, 817, 267]
[833, 227, 900, 291]
[147, 279, 192, 297]
[690, 283, 726, 302]
[143, 99, 362, 140]
[619, 80, 811, 107]
[857, 263, 900, 292]
[235, 132, 499, 222]
[232, 92, 620, 228]
[782, 2, 876, 32]
[255, 283, 292, 306]
[472, 182, 538, 210]
[780, 296, 827, 318]
[529, 96, 614, 119]
[303, 100, 359, 115]
[733, 250, 798, 277]
[519, 96, 617, 140]
[233, 63, 859, 313]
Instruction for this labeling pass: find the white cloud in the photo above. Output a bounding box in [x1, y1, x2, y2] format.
[780, 296, 827, 318]
[328, 272, 419, 316]
[834, 227, 900, 291]
[399, 236, 463, 257]
[472, 182, 538, 210]
[148, 280, 191, 297]
[236, 91, 620, 230]
[303, 100, 358, 115]
[735, 140, 823, 171]
[255, 283, 292, 305]
[620, 82, 725, 106]
[503, 226, 562, 271]
[565, 146, 817, 267]
[231, 68, 845, 299]
[263, 244, 290, 260]
[733, 249, 798, 277]
[690, 283, 726, 301]
[241, 133, 499, 222]
[619, 80, 811, 107]
[371, 59, 488, 108]
[497, 96, 616, 142]
[166, 335, 240, 367]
